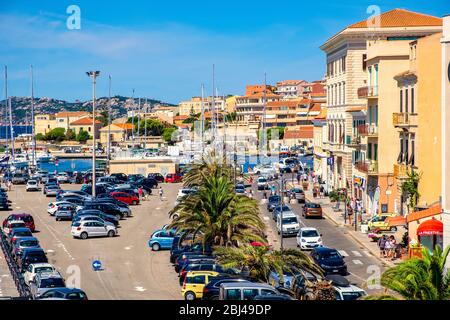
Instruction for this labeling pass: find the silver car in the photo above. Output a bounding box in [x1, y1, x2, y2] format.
[29, 271, 66, 299]
[55, 204, 76, 221]
[45, 185, 60, 197]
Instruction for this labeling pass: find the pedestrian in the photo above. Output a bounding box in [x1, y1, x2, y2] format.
[248, 189, 253, 199]
[377, 235, 387, 258]
[389, 235, 397, 260]
[263, 191, 267, 199]
[159, 186, 164, 201]
[7, 179, 12, 191]
[138, 186, 144, 200]
[319, 185, 324, 198]
[384, 236, 393, 258]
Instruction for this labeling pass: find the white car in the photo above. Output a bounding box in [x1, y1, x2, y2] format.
[71, 220, 117, 239]
[276, 211, 300, 236]
[47, 201, 83, 216]
[26, 180, 40, 192]
[296, 227, 323, 250]
[56, 172, 70, 184]
[175, 188, 197, 206]
[23, 263, 59, 286]
[326, 275, 367, 300]
[257, 177, 269, 190]
[254, 165, 278, 179]
[2, 220, 26, 236]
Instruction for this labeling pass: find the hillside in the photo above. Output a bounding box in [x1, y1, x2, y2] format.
[0, 96, 176, 124]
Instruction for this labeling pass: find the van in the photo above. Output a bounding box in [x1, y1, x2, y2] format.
[276, 212, 300, 236]
[219, 282, 280, 300]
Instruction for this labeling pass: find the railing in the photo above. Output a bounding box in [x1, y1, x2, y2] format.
[394, 163, 410, 179]
[355, 160, 378, 174]
[368, 160, 378, 174]
[0, 229, 31, 299]
[346, 135, 361, 146]
[357, 124, 378, 136]
[357, 86, 378, 98]
[393, 113, 417, 127]
[355, 161, 368, 173]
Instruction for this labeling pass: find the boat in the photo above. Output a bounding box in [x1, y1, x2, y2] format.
[11, 154, 30, 168]
[36, 153, 53, 163]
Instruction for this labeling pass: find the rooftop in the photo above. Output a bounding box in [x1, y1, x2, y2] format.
[70, 117, 102, 125]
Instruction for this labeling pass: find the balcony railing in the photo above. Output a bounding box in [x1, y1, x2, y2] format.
[357, 86, 378, 99]
[394, 163, 411, 179]
[355, 160, 378, 175]
[355, 161, 368, 173]
[393, 113, 417, 127]
[346, 135, 361, 146]
[357, 124, 378, 136]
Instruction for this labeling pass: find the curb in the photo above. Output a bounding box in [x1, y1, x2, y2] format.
[305, 194, 395, 268]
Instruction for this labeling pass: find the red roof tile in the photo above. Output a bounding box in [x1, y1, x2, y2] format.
[70, 117, 102, 125]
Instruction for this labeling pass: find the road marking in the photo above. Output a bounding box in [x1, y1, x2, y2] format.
[352, 251, 362, 257]
[263, 217, 269, 221]
[134, 286, 147, 292]
[46, 249, 55, 253]
[338, 250, 348, 257]
[155, 207, 161, 210]
[353, 259, 363, 265]
[363, 251, 372, 257]
[15, 206, 20, 209]
[124, 246, 133, 250]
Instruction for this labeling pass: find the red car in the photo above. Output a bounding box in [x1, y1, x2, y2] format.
[110, 191, 140, 205]
[2, 213, 35, 232]
[164, 173, 182, 183]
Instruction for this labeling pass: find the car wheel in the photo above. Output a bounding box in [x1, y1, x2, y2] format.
[152, 243, 160, 251]
[132, 201, 137, 205]
[185, 291, 196, 300]
[80, 232, 88, 240]
[115, 214, 121, 220]
[107, 230, 115, 237]
[56, 217, 60, 221]
[390, 227, 397, 232]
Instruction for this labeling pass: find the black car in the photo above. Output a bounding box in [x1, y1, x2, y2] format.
[127, 174, 145, 183]
[253, 294, 295, 300]
[170, 243, 212, 264]
[132, 178, 158, 192]
[0, 195, 10, 210]
[81, 202, 124, 220]
[202, 277, 252, 300]
[267, 195, 281, 212]
[74, 209, 120, 226]
[148, 173, 164, 183]
[91, 197, 130, 209]
[310, 247, 347, 276]
[110, 173, 128, 182]
[59, 197, 85, 207]
[8, 227, 33, 245]
[17, 248, 48, 272]
[175, 254, 215, 273]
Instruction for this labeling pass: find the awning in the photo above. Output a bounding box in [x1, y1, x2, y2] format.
[417, 219, 443, 236]
[386, 216, 407, 227]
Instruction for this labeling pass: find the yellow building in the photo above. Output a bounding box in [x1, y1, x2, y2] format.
[69, 117, 102, 139]
[99, 124, 130, 145]
[35, 111, 90, 135]
[393, 32, 442, 213]
[178, 97, 224, 116]
[35, 114, 56, 135]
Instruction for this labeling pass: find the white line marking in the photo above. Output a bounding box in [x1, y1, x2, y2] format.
[338, 250, 348, 257]
[352, 251, 362, 257]
[263, 217, 269, 221]
[363, 251, 372, 257]
[134, 286, 147, 292]
[353, 259, 363, 265]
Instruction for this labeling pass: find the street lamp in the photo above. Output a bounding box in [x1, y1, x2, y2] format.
[86, 71, 100, 198]
[271, 174, 285, 251]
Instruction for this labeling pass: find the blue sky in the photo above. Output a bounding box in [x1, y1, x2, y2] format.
[0, 0, 448, 104]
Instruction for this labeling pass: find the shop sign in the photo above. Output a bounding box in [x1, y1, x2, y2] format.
[353, 175, 365, 188]
[327, 157, 334, 166]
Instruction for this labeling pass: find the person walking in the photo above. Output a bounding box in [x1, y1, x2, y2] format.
[248, 189, 253, 199]
[389, 235, 397, 260]
[159, 186, 164, 201]
[138, 186, 144, 200]
[377, 235, 387, 258]
[7, 179, 12, 191]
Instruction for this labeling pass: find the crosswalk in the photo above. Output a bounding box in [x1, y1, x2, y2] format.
[338, 250, 373, 264]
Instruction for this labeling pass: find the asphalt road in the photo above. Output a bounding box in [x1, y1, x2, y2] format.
[0, 183, 182, 300]
[253, 183, 386, 294]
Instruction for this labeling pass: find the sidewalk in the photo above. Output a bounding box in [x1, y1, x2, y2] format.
[290, 181, 401, 268]
[0, 251, 19, 298]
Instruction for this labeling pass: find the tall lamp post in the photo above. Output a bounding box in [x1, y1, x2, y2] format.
[86, 71, 100, 198]
[271, 174, 285, 251]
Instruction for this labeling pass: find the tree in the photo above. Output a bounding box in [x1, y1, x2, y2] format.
[137, 119, 165, 136]
[65, 128, 76, 141]
[36, 133, 45, 141]
[76, 129, 91, 143]
[214, 245, 323, 283]
[181, 152, 232, 187]
[45, 127, 66, 142]
[401, 170, 421, 212]
[225, 112, 237, 123]
[378, 246, 450, 300]
[162, 127, 177, 143]
[169, 173, 266, 247]
[257, 126, 285, 144]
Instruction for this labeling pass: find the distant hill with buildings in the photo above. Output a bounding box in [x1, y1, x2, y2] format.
[0, 96, 177, 124]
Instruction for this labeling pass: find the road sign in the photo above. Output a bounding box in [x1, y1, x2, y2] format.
[92, 260, 102, 271]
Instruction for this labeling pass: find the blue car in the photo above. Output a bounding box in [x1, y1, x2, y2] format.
[148, 230, 175, 251]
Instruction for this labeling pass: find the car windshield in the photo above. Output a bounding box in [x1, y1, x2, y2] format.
[307, 203, 321, 208]
[320, 251, 341, 260]
[269, 196, 280, 202]
[21, 216, 33, 222]
[342, 291, 365, 301]
[302, 230, 319, 237]
[19, 240, 38, 247]
[283, 217, 298, 224]
[258, 178, 267, 183]
[14, 231, 32, 237]
[40, 278, 65, 288]
[11, 223, 25, 228]
[35, 267, 54, 273]
[276, 206, 290, 212]
[291, 188, 302, 193]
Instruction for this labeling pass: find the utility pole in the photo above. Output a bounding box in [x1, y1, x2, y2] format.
[201, 84, 205, 156]
[86, 71, 100, 198]
[107, 75, 112, 162]
[144, 98, 147, 150]
[137, 97, 141, 146]
[212, 64, 216, 142]
[30, 65, 36, 168]
[131, 89, 135, 142]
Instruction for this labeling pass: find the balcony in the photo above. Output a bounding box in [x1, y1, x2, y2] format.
[393, 113, 418, 128]
[346, 135, 361, 147]
[355, 160, 378, 175]
[357, 124, 378, 136]
[357, 86, 378, 99]
[393, 163, 411, 179]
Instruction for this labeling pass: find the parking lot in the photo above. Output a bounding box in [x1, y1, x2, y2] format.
[0, 183, 182, 300]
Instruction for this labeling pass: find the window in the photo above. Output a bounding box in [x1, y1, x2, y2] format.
[243, 289, 260, 300]
[368, 143, 372, 159]
[226, 289, 242, 300]
[398, 137, 404, 163]
[363, 54, 367, 71]
[342, 56, 346, 72]
[404, 137, 409, 165]
[410, 135, 415, 166]
[405, 88, 409, 113]
[400, 90, 403, 113]
[374, 144, 378, 161]
[411, 87, 415, 113]
[188, 275, 205, 284]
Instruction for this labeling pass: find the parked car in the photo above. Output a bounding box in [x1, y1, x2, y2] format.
[310, 247, 347, 276]
[165, 173, 182, 183]
[12, 172, 28, 184]
[0, 195, 10, 210]
[59, 197, 86, 207]
[302, 202, 323, 219]
[296, 227, 323, 250]
[12, 237, 40, 261]
[80, 202, 125, 220]
[8, 227, 33, 247]
[2, 213, 35, 232]
[56, 172, 71, 184]
[55, 204, 76, 221]
[175, 256, 216, 273]
[30, 272, 66, 299]
[182, 271, 220, 300]
[74, 209, 119, 226]
[254, 165, 277, 180]
[71, 220, 117, 239]
[202, 277, 251, 300]
[257, 177, 269, 190]
[367, 213, 397, 232]
[170, 243, 212, 264]
[23, 263, 58, 286]
[290, 188, 305, 203]
[110, 173, 128, 182]
[44, 184, 60, 197]
[26, 180, 40, 192]
[2, 220, 27, 236]
[267, 195, 281, 212]
[179, 264, 238, 285]
[47, 201, 81, 216]
[17, 248, 48, 272]
[148, 230, 175, 251]
[110, 191, 139, 205]
[268, 268, 305, 289]
[253, 293, 295, 300]
[219, 282, 279, 300]
[37, 287, 88, 300]
[276, 212, 300, 237]
[148, 173, 164, 183]
[272, 205, 293, 221]
[325, 275, 367, 300]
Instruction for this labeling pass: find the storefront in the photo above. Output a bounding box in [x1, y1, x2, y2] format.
[417, 219, 443, 252]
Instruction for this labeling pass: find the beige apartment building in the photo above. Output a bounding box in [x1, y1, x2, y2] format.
[35, 111, 90, 135]
[178, 96, 225, 117]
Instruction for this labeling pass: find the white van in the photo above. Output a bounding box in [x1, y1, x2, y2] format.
[219, 282, 279, 300]
[276, 211, 300, 236]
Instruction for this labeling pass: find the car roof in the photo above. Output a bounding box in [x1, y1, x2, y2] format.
[10, 213, 32, 218]
[9, 220, 26, 224]
[11, 227, 31, 232]
[36, 271, 63, 280]
[44, 287, 84, 294]
[23, 247, 45, 253]
[281, 212, 297, 218]
[300, 227, 318, 232]
[314, 247, 338, 253]
[16, 236, 38, 242]
[29, 263, 54, 268]
[220, 282, 276, 289]
[186, 271, 219, 276]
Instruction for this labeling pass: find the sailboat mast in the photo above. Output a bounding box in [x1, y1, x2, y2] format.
[4, 66, 8, 150]
[8, 97, 14, 159]
[31, 65, 36, 166]
[107, 75, 112, 161]
[201, 84, 205, 155]
[212, 64, 216, 140]
[131, 89, 135, 141]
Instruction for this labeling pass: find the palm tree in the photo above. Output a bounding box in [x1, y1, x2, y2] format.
[214, 245, 323, 283]
[182, 152, 231, 187]
[169, 174, 266, 247]
[380, 245, 450, 300]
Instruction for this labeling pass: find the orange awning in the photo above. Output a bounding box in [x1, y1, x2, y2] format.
[417, 219, 443, 236]
[407, 204, 442, 223]
[386, 216, 407, 227]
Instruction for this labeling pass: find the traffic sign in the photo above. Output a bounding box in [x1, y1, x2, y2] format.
[92, 260, 102, 271]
